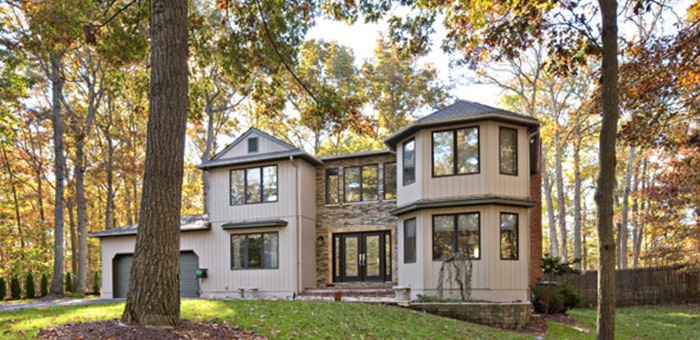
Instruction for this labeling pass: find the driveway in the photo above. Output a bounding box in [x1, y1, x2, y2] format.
[0, 298, 123, 312]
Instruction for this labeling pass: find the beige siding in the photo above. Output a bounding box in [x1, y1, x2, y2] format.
[397, 205, 529, 302]
[397, 213, 423, 289]
[208, 162, 297, 223]
[418, 122, 530, 202]
[300, 216, 317, 289]
[397, 134, 423, 206]
[299, 161, 317, 220]
[219, 133, 290, 159]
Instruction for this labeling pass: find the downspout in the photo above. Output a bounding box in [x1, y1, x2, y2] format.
[290, 156, 302, 295]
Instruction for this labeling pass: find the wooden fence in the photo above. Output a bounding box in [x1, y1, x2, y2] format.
[562, 265, 700, 307]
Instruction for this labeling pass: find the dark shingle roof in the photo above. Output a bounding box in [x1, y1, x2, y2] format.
[384, 100, 539, 148]
[90, 215, 210, 238]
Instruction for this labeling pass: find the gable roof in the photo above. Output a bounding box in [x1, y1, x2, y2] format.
[384, 100, 539, 149]
[90, 215, 211, 238]
[197, 127, 322, 169]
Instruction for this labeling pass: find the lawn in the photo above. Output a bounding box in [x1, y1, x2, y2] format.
[0, 299, 698, 339]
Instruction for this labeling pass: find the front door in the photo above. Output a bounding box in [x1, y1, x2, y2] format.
[333, 231, 391, 282]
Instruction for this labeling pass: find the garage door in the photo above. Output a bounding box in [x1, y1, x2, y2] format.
[113, 251, 199, 298]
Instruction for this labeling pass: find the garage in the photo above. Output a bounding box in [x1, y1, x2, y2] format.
[113, 251, 200, 298]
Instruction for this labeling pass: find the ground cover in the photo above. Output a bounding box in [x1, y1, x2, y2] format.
[0, 299, 697, 339]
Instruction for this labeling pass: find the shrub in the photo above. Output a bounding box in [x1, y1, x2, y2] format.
[0, 277, 6, 300]
[65, 272, 73, 294]
[93, 271, 100, 295]
[10, 276, 21, 299]
[40, 273, 48, 296]
[25, 272, 36, 298]
[532, 282, 582, 314]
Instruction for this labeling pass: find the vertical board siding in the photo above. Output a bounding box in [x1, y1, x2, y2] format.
[411, 206, 529, 302]
[397, 134, 423, 206]
[220, 133, 290, 159]
[421, 123, 530, 203]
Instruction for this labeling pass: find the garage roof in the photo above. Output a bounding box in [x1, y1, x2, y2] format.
[90, 214, 211, 238]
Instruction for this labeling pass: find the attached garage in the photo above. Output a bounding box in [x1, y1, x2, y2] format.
[113, 251, 200, 298]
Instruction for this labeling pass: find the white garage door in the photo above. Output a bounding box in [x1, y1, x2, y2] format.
[113, 251, 199, 298]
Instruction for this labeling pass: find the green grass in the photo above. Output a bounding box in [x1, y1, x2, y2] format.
[0, 300, 698, 339]
[544, 304, 700, 340]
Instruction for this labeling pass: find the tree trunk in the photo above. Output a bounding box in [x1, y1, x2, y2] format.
[75, 139, 88, 295]
[596, 0, 619, 337]
[573, 134, 582, 269]
[202, 101, 215, 216]
[543, 153, 559, 258]
[67, 197, 77, 282]
[49, 52, 66, 296]
[121, 0, 189, 327]
[632, 157, 647, 268]
[618, 146, 635, 269]
[555, 132, 567, 262]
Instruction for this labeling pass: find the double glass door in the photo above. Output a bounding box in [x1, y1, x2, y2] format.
[332, 231, 391, 282]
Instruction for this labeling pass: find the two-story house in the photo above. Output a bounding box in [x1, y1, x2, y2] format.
[93, 100, 541, 302]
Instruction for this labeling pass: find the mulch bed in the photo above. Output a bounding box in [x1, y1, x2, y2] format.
[37, 319, 268, 340]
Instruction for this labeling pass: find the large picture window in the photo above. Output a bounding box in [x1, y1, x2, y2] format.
[344, 165, 378, 202]
[403, 139, 415, 185]
[230, 165, 277, 205]
[500, 213, 519, 260]
[326, 168, 340, 204]
[499, 127, 518, 175]
[432, 213, 480, 260]
[404, 218, 416, 263]
[432, 127, 479, 176]
[231, 232, 279, 269]
[384, 162, 397, 200]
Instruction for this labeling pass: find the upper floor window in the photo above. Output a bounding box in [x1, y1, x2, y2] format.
[404, 218, 417, 263]
[230, 165, 277, 205]
[344, 165, 378, 202]
[248, 137, 258, 153]
[432, 127, 479, 177]
[403, 139, 415, 185]
[500, 212, 519, 260]
[384, 162, 397, 200]
[231, 232, 278, 269]
[499, 127, 518, 175]
[432, 212, 480, 260]
[326, 168, 340, 204]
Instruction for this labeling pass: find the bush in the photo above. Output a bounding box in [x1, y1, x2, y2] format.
[532, 282, 582, 314]
[10, 276, 21, 299]
[65, 272, 73, 294]
[40, 273, 48, 297]
[25, 272, 36, 298]
[93, 271, 100, 294]
[0, 277, 6, 300]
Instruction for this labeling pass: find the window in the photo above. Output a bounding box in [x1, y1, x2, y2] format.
[326, 168, 339, 204]
[231, 232, 278, 269]
[432, 213, 480, 260]
[432, 127, 479, 176]
[500, 127, 518, 175]
[404, 218, 416, 263]
[344, 165, 378, 202]
[230, 165, 277, 205]
[500, 213, 519, 260]
[384, 162, 397, 200]
[403, 139, 415, 185]
[248, 137, 258, 153]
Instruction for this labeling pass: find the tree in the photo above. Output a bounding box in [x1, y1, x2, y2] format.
[121, 0, 189, 327]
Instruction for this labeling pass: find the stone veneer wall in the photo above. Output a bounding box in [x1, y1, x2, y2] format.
[408, 302, 531, 329]
[315, 152, 398, 287]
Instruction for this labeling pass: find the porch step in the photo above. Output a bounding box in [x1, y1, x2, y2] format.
[298, 283, 395, 300]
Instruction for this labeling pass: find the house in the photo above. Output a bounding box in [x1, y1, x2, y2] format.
[92, 100, 541, 302]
